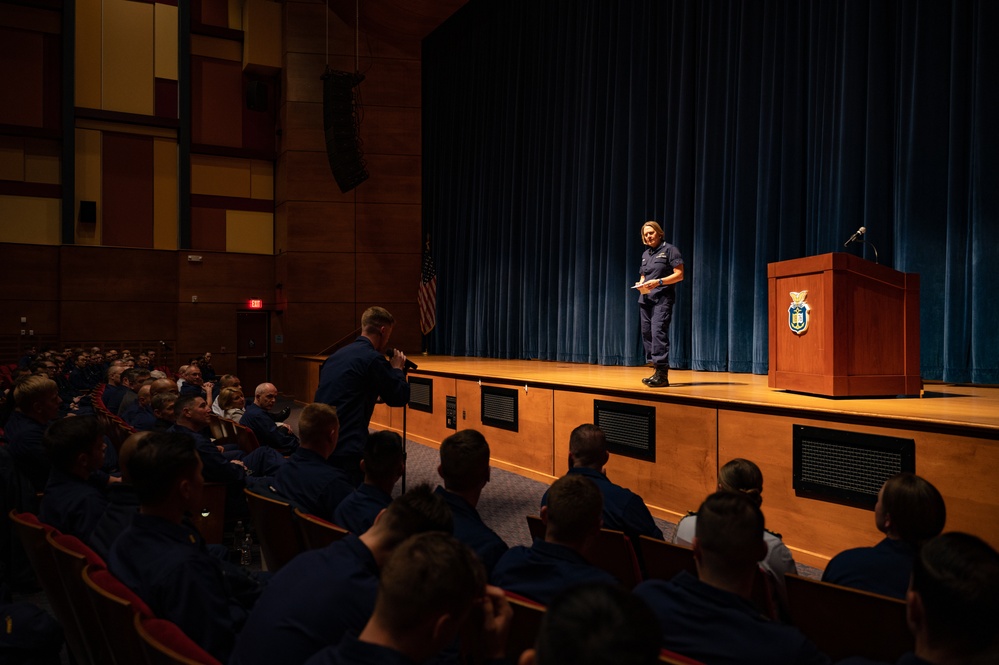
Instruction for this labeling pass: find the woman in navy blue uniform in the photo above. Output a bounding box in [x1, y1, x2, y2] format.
[634, 221, 684, 387]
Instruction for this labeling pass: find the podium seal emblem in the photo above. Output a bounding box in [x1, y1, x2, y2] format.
[788, 290, 810, 335]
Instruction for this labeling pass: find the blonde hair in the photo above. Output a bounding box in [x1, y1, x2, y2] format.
[217, 387, 244, 410]
[13, 375, 57, 410]
[641, 221, 665, 242]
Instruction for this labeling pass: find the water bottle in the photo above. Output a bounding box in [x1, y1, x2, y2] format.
[240, 532, 253, 566]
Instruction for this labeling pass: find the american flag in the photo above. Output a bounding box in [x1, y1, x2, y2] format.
[418, 237, 438, 335]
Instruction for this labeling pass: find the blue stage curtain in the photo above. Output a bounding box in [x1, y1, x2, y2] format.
[422, 0, 999, 382]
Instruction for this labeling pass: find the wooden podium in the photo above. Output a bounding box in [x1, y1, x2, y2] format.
[767, 253, 921, 397]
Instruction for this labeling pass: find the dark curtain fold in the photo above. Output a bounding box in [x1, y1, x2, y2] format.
[422, 0, 999, 382]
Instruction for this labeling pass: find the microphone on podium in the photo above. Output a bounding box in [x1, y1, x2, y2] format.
[843, 226, 866, 247]
[386, 348, 418, 371]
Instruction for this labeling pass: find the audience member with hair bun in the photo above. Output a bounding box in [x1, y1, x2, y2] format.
[822, 473, 946, 599]
[674, 458, 797, 586]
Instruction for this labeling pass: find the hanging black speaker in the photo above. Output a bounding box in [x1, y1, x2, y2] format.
[322, 67, 368, 193]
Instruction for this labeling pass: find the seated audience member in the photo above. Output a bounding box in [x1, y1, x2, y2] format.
[303, 532, 512, 665]
[116, 368, 151, 416]
[108, 431, 260, 662]
[435, 429, 509, 573]
[200, 351, 218, 382]
[149, 392, 178, 431]
[272, 403, 353, 521]
[4, 375, 63, 492]
[212, 374, 243, 416]
[101, 364, 127, 412]
[216, 386, 246, 422]
[543, 424, 663, 543]
[67, 353, 93, 393]
[89, 431, 144, 559]
[38, 416, 110, 539]
[240, 383, 299, 454]
[822, 473, 946, 599]
[168, 394, 284, 516]
[122, 382, 157, 431]
[520, 583, 661, 665]
[840, 532, 999, 665]
[230, 484, 453, 665]
[674, 458, 796, 587]
[0, 584, 64, 665]
[178, 364, 213, 404]
[149, 377, 179, 397]
[492, 474, 616, 605]
[333, 430, 405, 534]
[634, 492, 830, 665]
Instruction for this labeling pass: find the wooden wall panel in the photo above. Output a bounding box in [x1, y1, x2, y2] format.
[0, 137, 24, 181]
[191, 154, 253, 197]
[284, 1, 352, 57]
[176, 302, 238, 365]
[355, 252, 420, 303]
[277, 201, 355, 253]
[456, 379, 555, 479]
[23, 139, 59, 184]
[280, 151, 348, 202]
[362, 106, 421, 156]
[717, 410, 999, 567]
[60, 301, 176, 342]
[354, 154, 420, 204]
[242, 75, 279, 155]
[281, 101, 324, 153]
[225, 210, 273, 255]
[192, 58, 243, 148]
[0, 244, 60, 300]
[75, 128, 102, 246]
[355, 204, 420, 254]
[389, 375, 459, 448]
[243, 0, 282, 73]
[176, 251, 274, 304]
[75, 0, 102, 109]
[102, 0, 154, 116]
[153, 138, 179, 250]
[154, 4, 179, 80]
[59, 246, 176, 302]
[284, 52, 335, 104]
[279, 252, 354, 302]
[102, 133, 154, 248]
[3, 299, 59, 342]
[191, 207, 227, 251]
[358, 58, 421, 107]
[0, 28, 45, 127]
[0, 196, 61, 245]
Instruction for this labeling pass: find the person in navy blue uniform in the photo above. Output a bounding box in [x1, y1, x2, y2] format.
[116, 368, 151, 417]
[315, 306, 410, 486]
[520, 583, 661, 665]
[108, 431, 262, 663]
[229, 484, 453, 665]
[837, 532, 999, 665]
[435, 429, 509, 574]
[100, 364, 127, 413]
[633, 221, 684, 388]
[492, 474, 616, 605]
[4, 375, 62, 493]
[37, 416, 111, 542]
[303, 532, 512, 665]
[541, 424, 662, 546]
[90, 432, 144, 559]
[633, 492, 830, 665]
[241, 382, 299, 454]
[121, 383, 156, 430]
[822, 473, 946, 600]
[272, 403, 353, 521]
[334, 430, 405, 534]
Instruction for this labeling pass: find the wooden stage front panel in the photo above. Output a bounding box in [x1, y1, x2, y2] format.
[297, 355, 999, 570]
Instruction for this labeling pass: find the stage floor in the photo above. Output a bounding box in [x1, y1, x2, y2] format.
[410, 356, 999, 434]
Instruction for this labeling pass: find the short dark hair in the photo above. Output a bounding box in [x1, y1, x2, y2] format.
[364, 430, 405, 482]
[545, 474, 602, 543]
[912, 532, 999, 658]
[695, 491, 765, 566]
[568, 424, 608, 468]
[881, 473, 946, 546]
[298, 403, 338, 445]
[173, 393, 202, 415]
[361, 306, 395, 333]
[535, 584, 661, 665]
[122, 368, 150, 386]
[376, 483, 453, 548]
[375, 532, 485, 635]
[43, 416, 104, 473]
[439, 429, 490, 492]
[127, 431, 201, 505]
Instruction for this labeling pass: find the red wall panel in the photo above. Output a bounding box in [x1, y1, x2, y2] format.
[102, 133, 154, 248]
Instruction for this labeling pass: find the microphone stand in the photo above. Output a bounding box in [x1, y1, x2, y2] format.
[861, 240, 880, 264]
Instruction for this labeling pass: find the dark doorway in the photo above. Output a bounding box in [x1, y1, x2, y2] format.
[237, 312, 269, 389]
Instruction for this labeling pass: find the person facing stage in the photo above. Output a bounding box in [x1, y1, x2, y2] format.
[633, 221, 684, 388]
[314, 306, 410, 487]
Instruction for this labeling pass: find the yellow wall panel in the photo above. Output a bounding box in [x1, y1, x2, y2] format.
[24, 140, 60, 185]
[243, 0, 282, 73]
[153, 138, 178, 250]
[0, 196, 61, 245]
[103, 0, 154, 115]
[191, 154, 251, 198]
[191, 34, 242, 62]
[75, 0, 102, 109]
[228, 0, 243, 31]
[154, 3, 179, 81]
[250, 160, 274, 200]
[75, 128, 102, 246]
[0, 138, 25, 181]
[226, 210, 273, 255]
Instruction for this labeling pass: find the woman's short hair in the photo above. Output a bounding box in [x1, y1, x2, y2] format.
[640, 221, 664, 241]
[217, 387, 244, 410]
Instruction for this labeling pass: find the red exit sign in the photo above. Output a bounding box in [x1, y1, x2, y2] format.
[248, 299, 263, 309]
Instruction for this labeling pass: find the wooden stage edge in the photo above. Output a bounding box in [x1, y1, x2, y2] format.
[299, 355, 999, 570]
